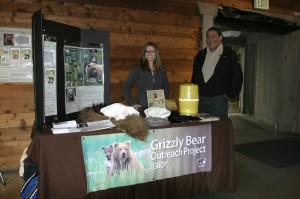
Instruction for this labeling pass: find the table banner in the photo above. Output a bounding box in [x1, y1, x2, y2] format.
[81, 124, 212, 193]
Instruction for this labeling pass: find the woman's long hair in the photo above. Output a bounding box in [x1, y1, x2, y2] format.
[138, 41, 162, 72]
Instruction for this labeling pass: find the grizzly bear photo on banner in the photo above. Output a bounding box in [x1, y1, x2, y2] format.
[81, 132, 153, 193]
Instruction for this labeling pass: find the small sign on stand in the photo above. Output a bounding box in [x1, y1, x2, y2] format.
[254, 0, 269, 10]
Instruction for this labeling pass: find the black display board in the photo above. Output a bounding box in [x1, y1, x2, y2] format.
[32, 10, 110, 133]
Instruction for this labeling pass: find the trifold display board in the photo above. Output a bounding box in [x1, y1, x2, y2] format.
[32, 10, 110, 133]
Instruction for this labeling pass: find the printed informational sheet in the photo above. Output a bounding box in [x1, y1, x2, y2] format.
[64, 45, 105, 114]
[0, 27, 32, 82]
[44, 37, 57, 117]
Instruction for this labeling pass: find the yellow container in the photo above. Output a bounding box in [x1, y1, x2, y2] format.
[179, 83, 199, 115]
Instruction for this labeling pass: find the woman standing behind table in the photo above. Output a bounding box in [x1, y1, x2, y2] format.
[123, 41, 169, 114]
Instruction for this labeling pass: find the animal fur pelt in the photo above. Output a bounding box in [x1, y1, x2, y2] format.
[112, 114, 149, 141]
[78, 104, 149, 141]
[77, 104, 108, 122]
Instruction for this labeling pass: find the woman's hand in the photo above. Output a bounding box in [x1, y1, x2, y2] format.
[133, 104, 142, 110]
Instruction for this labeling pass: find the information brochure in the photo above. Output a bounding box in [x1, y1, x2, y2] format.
[147, 89, 166, 108]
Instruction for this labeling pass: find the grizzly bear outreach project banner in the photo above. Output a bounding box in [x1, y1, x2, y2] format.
[81, 124, 212, 193]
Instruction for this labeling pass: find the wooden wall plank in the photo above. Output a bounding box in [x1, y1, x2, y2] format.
[46, 10, 200, 28]
[60, 0, 200, 16]
[0, 140, 30, 157]
[0, 112, 35, 120]
[57, 19, 198, 38]
[0, 99, 35, 114]
[110, 33, 197, 49]
[0, 118, 34, 128]
[0, 83, 34, 99]
[0, 127, 32, 142]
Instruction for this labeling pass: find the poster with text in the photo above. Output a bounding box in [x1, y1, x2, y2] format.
[44, 38, 57, 117]
[0, 27, 32, 82]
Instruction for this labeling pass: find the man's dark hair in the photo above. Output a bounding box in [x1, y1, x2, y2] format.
[207, 27, 223, 37]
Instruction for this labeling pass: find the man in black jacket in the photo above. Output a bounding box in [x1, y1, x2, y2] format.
[191, 27, 243, 118]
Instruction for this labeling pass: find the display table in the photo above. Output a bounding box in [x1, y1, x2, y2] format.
[27, 118, 235, 199]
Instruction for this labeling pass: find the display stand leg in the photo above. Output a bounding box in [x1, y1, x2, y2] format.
[0, 172, 6, 185]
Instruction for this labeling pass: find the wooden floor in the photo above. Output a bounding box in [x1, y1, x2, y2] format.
[1, 114, 300, 199]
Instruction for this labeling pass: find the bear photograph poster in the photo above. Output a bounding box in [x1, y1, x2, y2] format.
[64, 45, 105, 114]
[81, 125, 212, 193]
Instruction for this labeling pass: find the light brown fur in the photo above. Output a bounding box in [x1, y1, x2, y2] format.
[77, 104, 108, 122]
[112, 115, 149, 141]
[102, 144, 114, 175]
[111, 140, 144, 174]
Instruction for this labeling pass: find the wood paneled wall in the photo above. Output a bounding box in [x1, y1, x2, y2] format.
[0, 83, 34, 170]
[0, 0, 298, 170]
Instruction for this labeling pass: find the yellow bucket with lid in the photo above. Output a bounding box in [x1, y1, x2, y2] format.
[179, 83, 199, 115]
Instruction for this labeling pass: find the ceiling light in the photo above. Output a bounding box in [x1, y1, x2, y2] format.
[222, 31, 242, 37]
